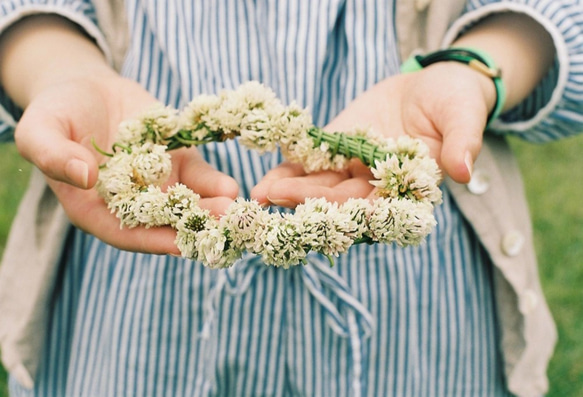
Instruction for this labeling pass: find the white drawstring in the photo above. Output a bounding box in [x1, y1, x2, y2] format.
[200, 255, 373, 396]
[199, 269, 227, 340]
[300, 258, 372, 397]
[200, 256, 267, 339]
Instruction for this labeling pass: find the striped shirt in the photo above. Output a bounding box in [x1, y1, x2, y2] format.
[1, 0, 582, 396]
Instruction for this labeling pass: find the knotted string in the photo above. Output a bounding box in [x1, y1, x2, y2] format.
[299, 257, 373, 397]
[199, 255, 267, 339]
[199, 255, 373, 397]
[307, 127, 391, 167]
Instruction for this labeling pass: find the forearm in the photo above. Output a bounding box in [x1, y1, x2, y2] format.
[0, 14, 115, 108]
[452, 12, 555, 112]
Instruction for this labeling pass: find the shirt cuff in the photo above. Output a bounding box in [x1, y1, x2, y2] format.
[440, 2, 581, 141]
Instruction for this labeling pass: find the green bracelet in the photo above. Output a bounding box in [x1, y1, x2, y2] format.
[401, 47, 506, 126]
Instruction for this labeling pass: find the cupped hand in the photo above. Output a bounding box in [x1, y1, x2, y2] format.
[15, 72, 238, 254]
[252, 62, 496, 207]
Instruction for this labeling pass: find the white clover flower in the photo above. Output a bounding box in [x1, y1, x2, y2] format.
[255, 214, 307, 268]
[132, 186, 171, 227]
[195, 227, 242, 269]
[175, 208, 241, 268]
[294, 198, 355, 257]
[204, 82, 281, 139]
[107, 189, 142, 228]
[353, 127, 387, 147]
[175, 207, 214, 259]
[220, 198, 270, 251]
[400, 156, 442, 204]
[180, 94, 223, 141]
[116, 119, 145, 146]
[339, 198, 373, 241]
[233, 81, 280, 108]
[164, 183, 201, 227]
[226, 82, 288, 151]
[208, 93, 247, 137]
[140, 104, 180, 143]
[281, 135, 349, 173]
[370, 154, 442, 204]
[394, 135, 431, 159]
[366, 198, 436, 246]
[117, 103, 179, 146]
[276, 102, 313, 146]
[95, 151, 137, 200]
[238, 107, 284, 153]
[125, 143, 173, 188]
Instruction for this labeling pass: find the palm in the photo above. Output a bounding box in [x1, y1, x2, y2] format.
[15, 74, 238, 254]
[252, 64, 492, 208]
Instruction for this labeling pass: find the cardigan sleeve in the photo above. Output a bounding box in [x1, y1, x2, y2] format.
[0, 0, 112, 142]
[442, 0, 583, 142]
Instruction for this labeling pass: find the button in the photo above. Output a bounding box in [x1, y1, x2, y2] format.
[466, 169, 490, 195]
[13, 363, 34, 389]
[415, 0, 432, 12]
[501, 230, 525, 257]
[519, 289, 539, 315]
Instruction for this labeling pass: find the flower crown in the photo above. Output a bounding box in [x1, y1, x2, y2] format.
[95, 82, 442, 268]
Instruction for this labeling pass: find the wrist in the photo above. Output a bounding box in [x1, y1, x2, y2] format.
[0, 14, 114, 107]
[401, 47, 505, 126]
[429, 61, 497, 114]
[450, 12, 555, 111]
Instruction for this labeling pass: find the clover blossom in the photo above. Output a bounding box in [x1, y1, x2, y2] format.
[338, 198, 373, 241]
[164, 183, 201, 227]
[117, 104, 179, 146]
[295, 198, 356, 257]
[370, 155, 442, 204]
[220, 198, 270, 251]
[366, 198, 437, 246]
[254, 214, 306, 268]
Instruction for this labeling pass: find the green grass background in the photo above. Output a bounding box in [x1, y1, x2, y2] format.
[0, 135, 582, 395]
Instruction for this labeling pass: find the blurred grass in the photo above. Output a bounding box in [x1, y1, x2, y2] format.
[0, 134, 582, 395]
[508, 135, 583, 395]
[0, 143, 31, 396]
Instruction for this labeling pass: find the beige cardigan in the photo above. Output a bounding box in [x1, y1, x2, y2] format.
[0, 1, 557, 395]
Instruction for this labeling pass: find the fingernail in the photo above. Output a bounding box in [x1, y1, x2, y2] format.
[66, 159, 89, 189]
[267, 196, 296, 208]
[258, 200, 270, 208]
[464, 151, 473, 179]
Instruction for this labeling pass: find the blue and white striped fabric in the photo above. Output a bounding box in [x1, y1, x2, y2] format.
[9, 196, 510, 397]
[1, 0, 582, 396]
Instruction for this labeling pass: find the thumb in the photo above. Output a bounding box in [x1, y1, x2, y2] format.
[14, 108, 99, 189]
[436, 100, 487, 184]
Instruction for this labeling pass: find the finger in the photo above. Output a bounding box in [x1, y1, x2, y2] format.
[15, 108, 99, 189]
[176, 147, 239, 199]
[413, 65, 490, 183]
[263, 175, 373, 207]
[347, 158, 374, 179]
[250, 162, 307, 204]
[49, 180, 181, 255]
[198, 196, 237, 216]
[257, 170, 351, 207]
[436, 101, 486, 183]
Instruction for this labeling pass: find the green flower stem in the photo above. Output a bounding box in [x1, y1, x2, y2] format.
[166, 129, 234, 151]
[91, 137, 114, 157]
[163, 126, 393, 170]
[307, 127, 391, 167]
[353, 236, 375, 245]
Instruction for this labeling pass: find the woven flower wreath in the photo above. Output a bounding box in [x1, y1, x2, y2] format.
[95, 82, 443, 269]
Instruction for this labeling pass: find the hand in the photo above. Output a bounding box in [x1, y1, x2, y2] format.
[15, 72, 238, 254]
[252, 61, 495, 207]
